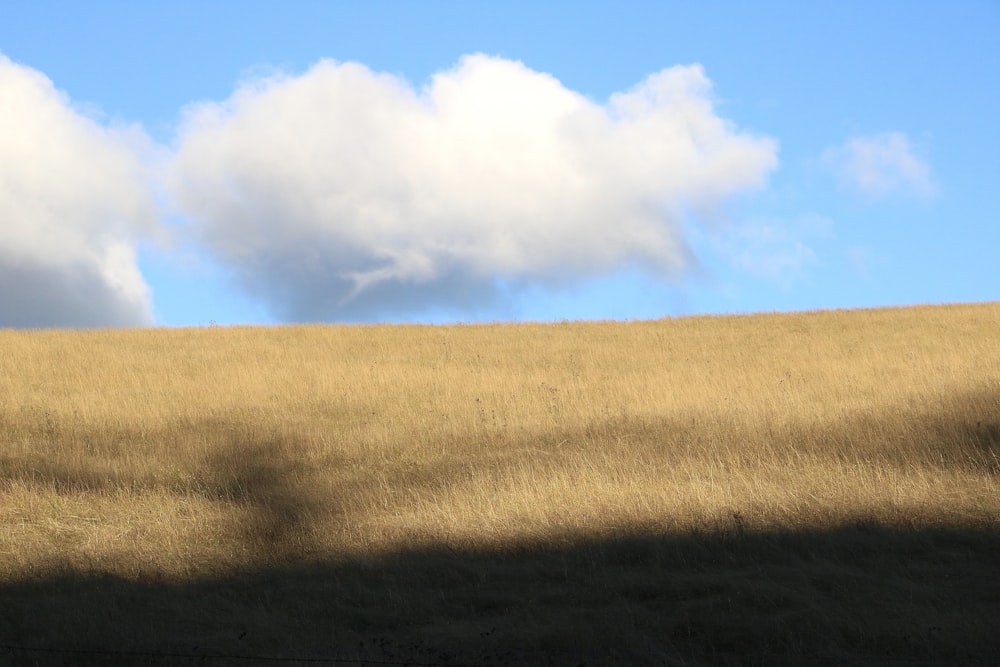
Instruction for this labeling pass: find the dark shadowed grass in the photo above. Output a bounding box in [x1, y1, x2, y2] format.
[2, 522, 998, 666]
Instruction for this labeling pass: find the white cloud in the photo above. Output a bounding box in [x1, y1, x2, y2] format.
[0, 55, 157, 327]
[169, 55, 778, 321]
[823, 131, 937, 199]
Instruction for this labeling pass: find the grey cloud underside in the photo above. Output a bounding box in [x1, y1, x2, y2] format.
[201, 207, 702, 322]
[239, 265, 505, 323]
[0, 258, 149, 328]
[230, 251, 700, 324]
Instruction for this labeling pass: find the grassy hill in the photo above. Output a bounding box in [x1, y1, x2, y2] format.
[1, 302, 998, 665]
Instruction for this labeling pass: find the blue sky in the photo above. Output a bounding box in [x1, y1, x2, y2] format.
[1, 1, 997, 327]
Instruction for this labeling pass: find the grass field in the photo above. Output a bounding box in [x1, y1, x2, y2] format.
[1, 302, 998, 665]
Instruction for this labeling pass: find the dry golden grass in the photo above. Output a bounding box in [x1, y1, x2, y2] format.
[1, 302, 998, 665]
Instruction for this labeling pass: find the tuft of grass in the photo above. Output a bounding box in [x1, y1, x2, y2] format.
[1, 302, 999, 665]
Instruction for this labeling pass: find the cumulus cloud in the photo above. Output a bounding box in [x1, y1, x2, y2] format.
[170, 55, 778, 321]
[0, 55, 157, 327]
[823, 131, 937, 199]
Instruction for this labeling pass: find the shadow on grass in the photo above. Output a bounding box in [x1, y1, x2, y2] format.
[2, 520, 999, 665]
[2, 386, 999, 666]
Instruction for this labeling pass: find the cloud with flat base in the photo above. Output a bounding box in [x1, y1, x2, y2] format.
[0, 54, 157, 328]
[169, 55, 779, 322]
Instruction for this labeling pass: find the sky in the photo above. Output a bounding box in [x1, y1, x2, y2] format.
[1, 1, 998, 328]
